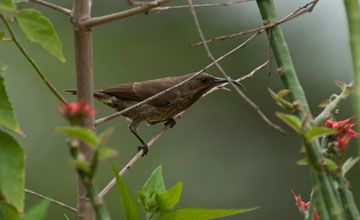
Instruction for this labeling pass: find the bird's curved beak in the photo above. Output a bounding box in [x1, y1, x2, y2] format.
[214, 77, 246, 90]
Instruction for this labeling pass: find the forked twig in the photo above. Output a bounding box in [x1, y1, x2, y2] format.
[187, 0, 285, 134]
[190, 0, 319, 47]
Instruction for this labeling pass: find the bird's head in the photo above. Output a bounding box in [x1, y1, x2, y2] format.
[184, 72, 245, 99]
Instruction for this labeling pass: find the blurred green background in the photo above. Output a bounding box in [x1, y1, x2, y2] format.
[1, 0, 359, 219]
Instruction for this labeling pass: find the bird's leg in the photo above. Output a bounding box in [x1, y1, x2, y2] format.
[129, 121, 148, 156]
[164, 117, 176, 128]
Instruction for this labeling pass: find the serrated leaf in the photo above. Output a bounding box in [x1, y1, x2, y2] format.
[306, 127, 336, 141]
[0, 0, 16, 11]
[0, 65, 22, 134]
[69, 159, 90, 172]
[277, 89, 290, 99]
[20, 201, 49, 220]
[154, 207, 258, 220]
[143, 165, 166, 195]
[0, 201, 19, 220]
[318, 99, 331, 108]
[98, 148, 118, 160]
[15, 9, 65, 62]
[296, 158, 307, 166]
[0, 130, 24, 212]
[275, 112, 301, 133]
[324, 158, 338, 171]
[111, 163, 139, 220]
[56, 126, 99, 149]
[342, 157, 360, 175]
[335, 80, 346, 90]
[156, 182, 182, 210]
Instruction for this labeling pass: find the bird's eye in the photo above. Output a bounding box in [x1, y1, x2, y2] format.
[201, 77, 208, 82]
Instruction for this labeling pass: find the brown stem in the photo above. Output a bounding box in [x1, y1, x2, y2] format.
[30, 0, 72, 16]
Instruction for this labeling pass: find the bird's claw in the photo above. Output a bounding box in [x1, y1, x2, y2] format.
[164, 118, 176, 128]
[137, 144, 149, 157]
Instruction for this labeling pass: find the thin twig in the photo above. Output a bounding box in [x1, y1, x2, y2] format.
[95, 32, 261, 126]
[81, 0, 173, 29]
[187, 0, 285, 134]
[97, 112, 182, 199]
[190, 0, 319, 47]
[25, 188, 77, 213]
[30, 0, 72, 16]
[0, 15, 68, 105]
[150, 0, 252, 12]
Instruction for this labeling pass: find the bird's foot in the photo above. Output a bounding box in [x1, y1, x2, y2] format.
[137, 144, 149, 157]
[164, 118, 176, 128]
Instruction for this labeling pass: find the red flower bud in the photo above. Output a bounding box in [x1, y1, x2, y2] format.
[58, 101, 96, 125]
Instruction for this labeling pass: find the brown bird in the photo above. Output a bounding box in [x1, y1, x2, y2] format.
[65, 72, 244, 155]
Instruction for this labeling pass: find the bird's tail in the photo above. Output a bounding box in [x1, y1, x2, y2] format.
[64, 89, 111, 100]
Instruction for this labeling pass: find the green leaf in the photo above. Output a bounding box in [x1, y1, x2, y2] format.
[306, 127, 336, 141]
[98, 148, 119, 160]
[154, 207, 258, 220]
[275, 112, 301, 133]
[143, 165, 166, 195]
[324, 158, 338, 171]
[0, 0, 16, 11]
[277, 89, 290, 99]
[56, 126, 99, 149]
[0, 65, 22, 134]
[342, 157, 360, 175]
[0, 201, 19, 220]
[20, 201, 49, 220]
[69, 159, 90, 172]
[156, 182, 182, 210]
[15, 9, 65, 62]
[296, 158, 307, 166]
[0, 130, 24, 212]
[111, 163, 139, 220]
[335, 80, 346, 90]
[318, 99, 331, 108]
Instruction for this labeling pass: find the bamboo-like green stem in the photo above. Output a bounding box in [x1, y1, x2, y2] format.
[343, 0, 360, 154]
[337, 174, 360, 219]
[315, 82, 353, 126]
[256, 1, 345, 219]
[0, 14, 68, 105]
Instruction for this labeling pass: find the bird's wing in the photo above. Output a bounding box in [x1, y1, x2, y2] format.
[100, 76, 187, 106]
[100, 83, 141, 100]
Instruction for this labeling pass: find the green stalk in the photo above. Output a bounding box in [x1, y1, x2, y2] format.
[343, 0, 360, 154]
[337, 174, 360, 219]
[0, 14, 68, 105]
[255, 1, 345, 219]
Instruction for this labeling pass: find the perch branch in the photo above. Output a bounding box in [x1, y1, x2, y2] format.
[187, 0, 285, 134]
[190, 0, 319, 48]
[25, 188, 77, 213]
[150, 0, 252, 12]
[95, 31, 261, 126]
[30, 0, 72, 16]
[81, 0, 172, 29]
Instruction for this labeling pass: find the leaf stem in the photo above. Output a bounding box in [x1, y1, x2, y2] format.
[0, 14, 68, 105]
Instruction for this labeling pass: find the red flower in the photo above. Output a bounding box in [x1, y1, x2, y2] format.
[314, 208, 319, 220]
[58, 101, 96, 125]
[325, 116, 360, 150]
[291, 190, 310, 213]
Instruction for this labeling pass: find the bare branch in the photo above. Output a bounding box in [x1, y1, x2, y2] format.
[30, 0, 72, 16]
[187, 0, 285, 134]
[190, 0, 319, 47]
[97, 112, 183, 199]
[25, 188, 77, 213]
[150, 0, 252, 12]
[95, 31, 261, 126]
[81, 0, 172, 29]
